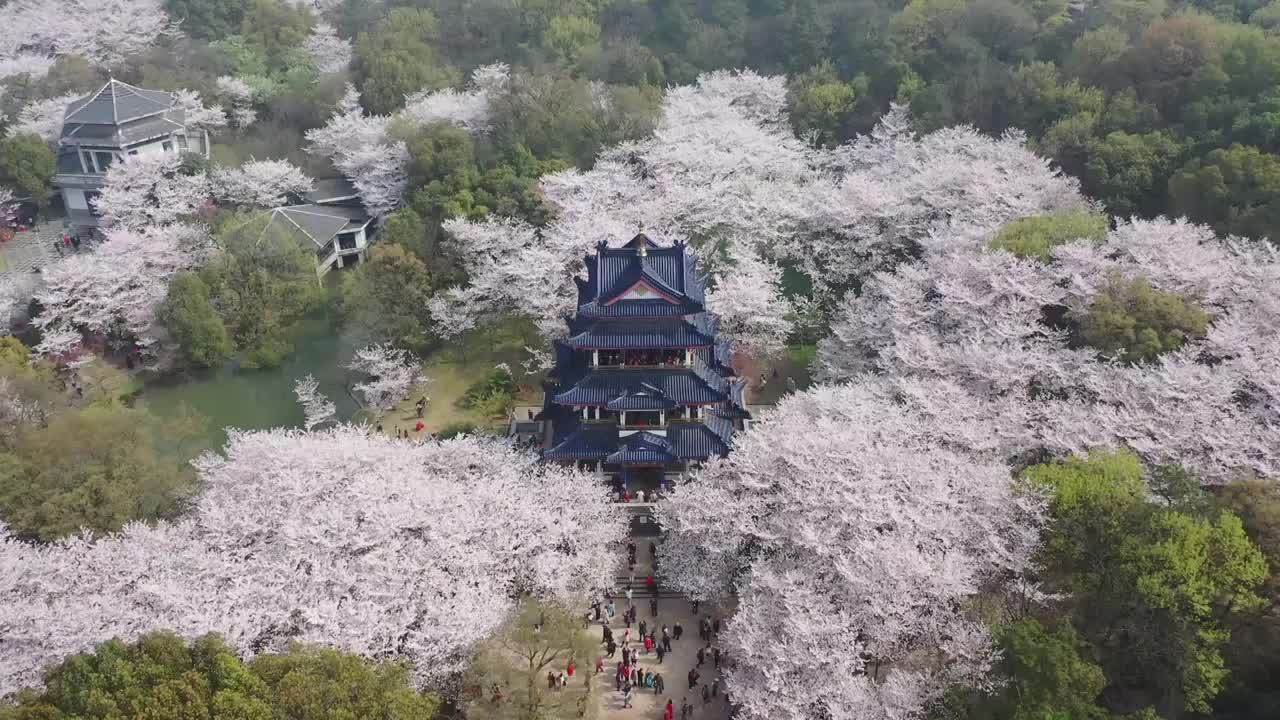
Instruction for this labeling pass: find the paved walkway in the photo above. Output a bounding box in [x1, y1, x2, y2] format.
[584, 540, 734, 720]
[0, 222, 66, 277]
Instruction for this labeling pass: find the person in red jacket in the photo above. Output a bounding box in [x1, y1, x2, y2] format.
[566, 661, 575, 677]
[664, 699, 674, 720]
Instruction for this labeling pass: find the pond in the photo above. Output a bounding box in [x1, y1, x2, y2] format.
[139, 313, 362, 449]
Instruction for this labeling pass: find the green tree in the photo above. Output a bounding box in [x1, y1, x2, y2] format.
[0, 406, 197, 541]
[0, 632, 271, 720]
[160, 272, 233, 369]
[543, 15, 601, 67]
[1168, 144, 1280, 242]
[336, 244, 437, 354]
[250, 644, 441, 720]
[164, 0, 251, 41]
[354, 8, 459, 115]
[239, 0, 315, 67]
[465, 598, 598, 720]
[787, 61, 864, 145]
[1084, 131, 1182, 217]
[989, 208, 1110, 261]
[0, 134, 56, 205]
[1026, 450, 1268, 717]
[990, 620, 1111, 720]
[199, 214, 323, 369]
[1073, 274, 1211, 364]
[0, 632, 440, 720]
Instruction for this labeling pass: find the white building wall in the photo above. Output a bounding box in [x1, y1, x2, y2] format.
[64, 188, 88, 210]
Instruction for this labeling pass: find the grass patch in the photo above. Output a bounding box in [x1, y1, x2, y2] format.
[378, 317, 545, 438]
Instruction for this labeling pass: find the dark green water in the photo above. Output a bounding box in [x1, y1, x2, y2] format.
[139, 314, 361, 448]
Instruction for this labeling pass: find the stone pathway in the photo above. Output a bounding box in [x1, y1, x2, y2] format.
[0, 222, 67, 277]
[583, 540, 734, 720]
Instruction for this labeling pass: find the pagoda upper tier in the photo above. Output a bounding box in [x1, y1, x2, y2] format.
[540, 234, 748, 468]
[573, 235, 706, 318]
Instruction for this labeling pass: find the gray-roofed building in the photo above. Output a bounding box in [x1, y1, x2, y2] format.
[541, 234, 748, 513]
[52, 79, 211, 230]
[257, 203, 374, 278]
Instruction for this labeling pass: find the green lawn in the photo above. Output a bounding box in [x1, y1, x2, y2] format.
[378, 318, 546, 437]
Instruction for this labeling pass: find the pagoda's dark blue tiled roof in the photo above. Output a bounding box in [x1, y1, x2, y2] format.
[574, 236, 707, 318]
[553, 367, 730, 406]
[543, 417, 733, 463]
[607, 386, 677, 410]
[543, 421, 615, 461]
[670, 416, 734, 459]
[565, 317, 715, 349]
[607, 432, 675, 464]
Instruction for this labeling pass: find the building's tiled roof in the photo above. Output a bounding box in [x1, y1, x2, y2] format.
[543, 420, 615, 461]
[263, 204, 370, 250]
[64, 79, 174, 126]
[553, 366, 730, 406]
[669, 416, 734, 459]
[575, 236, 707, 317]
[607, 432, 675, 464]
[306, 177, 360, 204]
[606, 386, 677, 411]
[564, 317, 715, 349]
[542, 417, 732, 463]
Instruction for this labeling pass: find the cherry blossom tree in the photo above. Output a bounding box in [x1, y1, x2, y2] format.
[211, 159, 313, 208]
[431, 72, 1077, 353]
[0, 53, 56, 82]
[0, 187, 16, 227]
[816, 217, 1280, 482]
[215, 76, 257, 128]
[346, 344, 427, 415]
[305, 85, 404, 217]
[0, 0, 176, 73]
[303, 22, 352, 76]
[9, 92, 82, 141]
[656, 383, 1044, 720]
[173, 88, 227, 135]
[32, 224, 214, 361]
[293, 375, 336, 431]
[0, 428, 626, 695]
[400, 63, 510, 133]
[305, 66, 511, 217]
[705, 247, 793, 357]
[93, 153, 210, 230]
[0, 274, 37, 335]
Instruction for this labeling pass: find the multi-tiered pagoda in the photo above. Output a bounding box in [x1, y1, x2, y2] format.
[541, 234, 749, 501]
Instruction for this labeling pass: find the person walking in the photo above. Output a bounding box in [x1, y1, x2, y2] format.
[680, 699, 691, 720]
[713, 647, 722, 669]
[673, 621, 683, 641]
[650, 597, 658, 616]
[566, 661, 575, 678]
[607, 640, 617, 658]
[655, 673, 665, 694]
[696, 646, 705, 667]
[665, 699, 675, 720]
[687, 669, 699, 689]
[656, 643, 665, 663]
[661, 626, 671, 651]
[549, 671, 558, 689]
[644, 634, 654, 655]
[711, 678, 720, 698]
[702, 684, 710, 705]
[639, 620, 648, 638]
[596, 656, 605, 674]
[622, 686, 633, 708]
